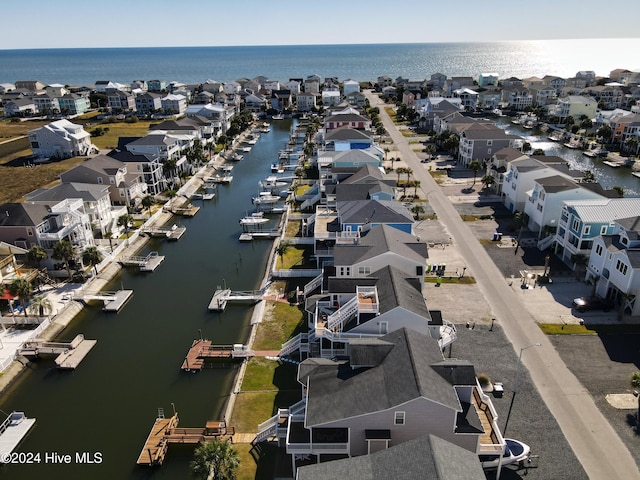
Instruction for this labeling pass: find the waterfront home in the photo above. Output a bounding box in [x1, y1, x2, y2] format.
[582, 85, 624, 110]
[60, 155, 148, 208]
[243, 92, 269, 113]
[160, 93, 187, 115]
[576, 70, 597, 86]
[342, 79, 360, 96]
[553, 198, 640, 268]
[344, 91, 366, 109]
[478, 73, 499, 87]
[0, 83, 16, 94]
[28, 119, 96, 159]
[587, 216, 640, 316]
[523, 175, 618, 239]
[25, 183, 115, 237]
[200, 79, 223, 93]
[324, 112, 372, 131]
[110, 140, 166, 195]
[337, 199, 414, 235]
[548, 95, 597, 122]
[0, 242, 33, 289]
[147, 79, 167, 92]
[443, 76, 474, 94]
[32, 94, 60, 114]
[477, 88, 503, 110]
[377, 75, 393, 89]
[542, 75, 567, 95]
[184, 103, 234, 133]
[608, 112, 640, 146]
[15, 80, 45, 92]
[296, 434, 487, 480]
[318, 149, 383, 174]
[416, 98, 462, 132]
[452, 88, 479, 111]
[528, 85, 557, 107]
[264, 328, 501, 476]
[284, 80, 301, 95]
[502, 156, 577, 213]
[429, 72, 447, 89]
[501, 86, 533, 111]
[0, 199, 94, 252]
[457, 124, 521, 167]
[271, 89, 293, 111]
[295, 92, 318, 112]
[324, 128, 373, 151]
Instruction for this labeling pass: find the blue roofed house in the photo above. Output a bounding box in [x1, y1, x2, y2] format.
[587, 217, 640, 316]
[258, 328, 503, 477]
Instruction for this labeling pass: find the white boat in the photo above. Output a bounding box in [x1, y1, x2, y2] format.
[229, 152, 243, 161]
[259, 176, 287, 190]
[272, 113, 284, 120]
[271, 163, 285, 173]
[547, 132, 563, 142]
[202, 193, 215, 200]
[244, 138, 257, 145]
[211, 174, 233, 184]
[239, 212, 269, 225]
[221, 164, 234, 172]
[480, 438, 530, 470]
[252, 192, 281, 205]
[241, 146, 251, 152]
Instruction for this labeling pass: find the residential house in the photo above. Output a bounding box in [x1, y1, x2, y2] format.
[377, 76, 393, 89]
[543, 75, 567, 94]
[324, 128, 373, 152]
[337, 199, 413, 235]
[0, 203, 51, 249]
[184, 103, 233, 134]
[223, 81, 241, 95]
[457, 124, 521, 167]
[429, 72, 447, 89]
[4, 98, 36, 117]
[322, 90, 341, 107]
[524, 176, 613, 238]
[343, 79, 360, 95]
[554, 198, 640, 268]
[501, 86, 533, 111]
[161, 94, 187, 115]
[265, 328, 502, 476]
[453, 88, 479, 110]
[14, 81, 45, 92]
[581, 85, 624, 109]
[271, 90, 293, 111]
[130, 80, 148, 91]
[284, 80, 301, 94]
[28, 119, 96, 159]
[548, 95, 597, 122]
[443, 77, 474, 94]
[147, 79, 167, 92]
[318, 151, 383, 174]
[33, 94, 60, 114]
[477, 88, 503, 110]
[305, 75, 321, 94]
[528, 85, 557, 107]
[587, 217, 640, 316]
[484, 147, 529, 194]
[417, 98, 462, 131]
[59, 154, 147, 208]
[345, 91, 366, 109]
[296, 92, 317, 112]
[108, 145, 165, 196]
[0, 83, 16, 94]
[200, 80, 223, 94]
[25, 183, 114, 237]
[0, 242, 32, 289]
[58, 93, 90, 115]
[107, 90, 136, 112]
[565, 77, 588, 89]
[295, 434, 486, 480]
[135, 92, 163, 114]
[478, 73, 499, 87]
[576, 71, 596, 86]
[324, 113, 371, 131]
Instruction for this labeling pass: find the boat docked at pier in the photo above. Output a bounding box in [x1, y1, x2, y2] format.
[252, 192, 281, 205]
[239, 212, 269, 226]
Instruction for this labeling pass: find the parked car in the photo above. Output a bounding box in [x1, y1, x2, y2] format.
[480, 438, 530, 470]
[572, 296, 614, 312]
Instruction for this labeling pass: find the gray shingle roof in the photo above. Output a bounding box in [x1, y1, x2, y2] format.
[536, 175, 579, 193]
[337, 200, 413, 226]
[296, 434, 486, 480]
[26, 182, 109, 202]
[303, 328, 461, 427]
[325, 127, 372, 141]
[0, 203, 49, 227]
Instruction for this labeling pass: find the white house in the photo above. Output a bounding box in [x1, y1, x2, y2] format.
[343, 79, 360, 95]
[28, 119, 96, 159]
[322, 90, 341, 107]
[161, 94, 187, 115]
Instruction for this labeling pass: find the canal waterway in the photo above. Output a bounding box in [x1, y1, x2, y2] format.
[496, 118, 640, 197]
[0, 119, 294, 479]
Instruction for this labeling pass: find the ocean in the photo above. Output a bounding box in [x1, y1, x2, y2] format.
[1, 39, 639, 86]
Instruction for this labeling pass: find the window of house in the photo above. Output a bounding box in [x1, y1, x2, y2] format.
[537, 204, 543, 212]
[572, 219, 580, 231]
[601, 226, 607, 235]
[394, 411, 405, 425]
[97, 176, 103, 184]
[358, 266, 371, 275]
[616, 260, 628, 276]
[539, 192, 546, 201]
[584, 225, 591, 235]
[621, 237, 628, 246]
[379, 322, 388, 334]
[595, 244, 603, 256]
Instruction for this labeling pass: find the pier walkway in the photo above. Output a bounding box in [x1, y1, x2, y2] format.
[0, 412, 36, 459]
[141, 225, 186, 241]
[17, 334, 97, 369]
[208, 287, 267, 311]
[77, 289, 134, 312]
[181, 339, 253, 371]
[137, 409, 234, 466]
[119, 252, 165, 272]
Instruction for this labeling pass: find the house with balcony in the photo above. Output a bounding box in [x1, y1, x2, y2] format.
[484, 147, 528, 194]
[147, 79, 167, 92]
[543, 75, 567, 94]
[523, 175, 615, 239]
[554, 198, 640, 268]
[134, 92, 163, 115]
[60, 154, 147, 208]
[478, 73, 499, 87]
[161, 94, 187, 115]
[529, 85, 557, 107]
[502, 156, 577, 213]
[501, 87, 533, 111]
[417, 98, 462, 131]
[457, 124, 521, 167]
[28, 119, 96, 159]
[324, 113, 371, 131]
[3, 98, 36, 117]
[33, 94, 60, 114]
[587, 216, 640, 316]
[296, 92, 318, 112]
[58, 93, 90, 115]
[260, 328, 502, 477]
[184, 103, 233, 134]
[453, 88, 479, 111]
[548, 95, 597, 122]
[110, 140, 166, 195]
[324, 128, 373, 152]
[107, 90, 136, 112]
[25, 183, 114, 237]
[477, 88, 503, 110]
[0, 203, 51, 250]
[0, 242, 36, 290]
[345, 91, 366, 109]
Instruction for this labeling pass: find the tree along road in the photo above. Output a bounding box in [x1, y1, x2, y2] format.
[366, 91, 639, 480]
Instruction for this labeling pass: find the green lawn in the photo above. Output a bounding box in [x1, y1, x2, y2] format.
[425, 276, 476, 284]
[538, 323, 597, 335]
[253, 301, 305, 351]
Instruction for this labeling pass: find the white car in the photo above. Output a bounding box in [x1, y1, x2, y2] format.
[480, 438, 530, 470]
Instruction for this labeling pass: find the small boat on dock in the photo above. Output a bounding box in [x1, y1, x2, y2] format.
[259, 175, 288, 190]
[252, 192, 281, 205]
[631, 171, 640, 180]
[228, 152, 243, 161]
[221, 164, 234, 172]
[272, 113, 284, 120]
[240, 212, 269, 226]
[547, 131, 563, 142]
[211, 174, 233, 184]
[271, 163, 285, 173]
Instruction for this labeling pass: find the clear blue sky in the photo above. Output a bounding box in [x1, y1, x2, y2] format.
[3, 0, 639, 50]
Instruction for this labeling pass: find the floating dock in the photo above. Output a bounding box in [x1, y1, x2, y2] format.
[173, 205, 200, 217]
[137, 409, 234, 466]
[0, 412, 36, 460]
[141, 225, 186, 241]
[79, 289, 134, 312]
[208, 288, 264, 311]
[238, 229, 281, 241]
[120, 252, 165, 272]
[17, 334, 97, 369]
[181, 339, 253, 372]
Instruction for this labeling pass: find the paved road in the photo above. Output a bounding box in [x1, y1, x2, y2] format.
[365, 91, 640, 480]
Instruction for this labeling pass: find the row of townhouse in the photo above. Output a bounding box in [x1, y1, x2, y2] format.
[484, 146, 640, 315]
[254, 105, 512, 477]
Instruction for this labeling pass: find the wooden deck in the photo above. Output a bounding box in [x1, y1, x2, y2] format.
[137, 414, 234, 466]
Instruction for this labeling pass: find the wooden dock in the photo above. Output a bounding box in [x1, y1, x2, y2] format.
[120, 252, 165, 272]
[172, 205, 200, 217]
[137, 410, 234, 466]
[0, 412, 36, 460]
[17, 334, 97, 369]
[181, 339, 253, 371]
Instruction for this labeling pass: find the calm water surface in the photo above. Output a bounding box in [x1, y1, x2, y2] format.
[0, 120, 294, 479]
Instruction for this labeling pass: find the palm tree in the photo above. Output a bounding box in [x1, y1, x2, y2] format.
[405, 167, 413, 184]
[410, 204, 425, 220]
[581, 170, 595, 183]
[52, 239, 75, 279]
[522, 141, 532, 153]
[9, 278, 32, 317]
[26, 245, 48, 269]
[275, 240, 291, 268]
[118, 214, 134, 238]
[481, 174, 496, 192]
[469, 160, 482, 187]
[82, 246, 103, 276]
[423, 143, 436, 159]
[190, 439, 239, 480]
[141, 195, 155, 217]
[413, 179, 421, 198]
[28, 295, 52, 317]
[395, 167, 406, 184]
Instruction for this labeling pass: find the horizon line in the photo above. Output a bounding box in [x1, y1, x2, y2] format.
[1, 37, 638, 52]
